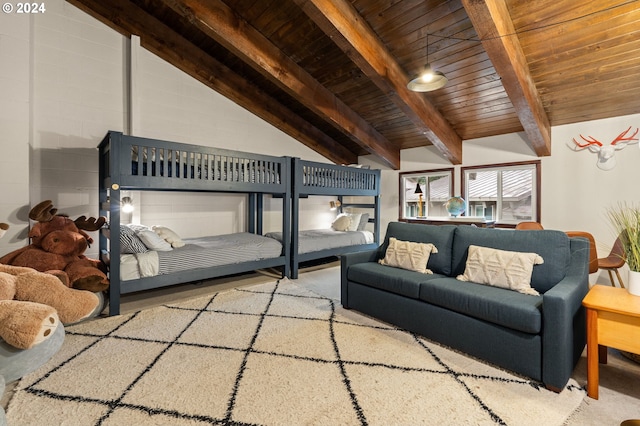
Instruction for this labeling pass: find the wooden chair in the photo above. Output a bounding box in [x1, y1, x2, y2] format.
[515, 221, 544, 230]
[598, 237, 626, 288]
[565, 231, 598, 274]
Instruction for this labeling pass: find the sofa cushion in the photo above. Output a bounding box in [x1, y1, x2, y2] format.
[451, 227, 570, 294]
[379, 237, 438, 274]
[379, 222, 456, 276]
[348, 262, 444, 299]
[418, 277, 543, 334]
[456, 245, 543, 296]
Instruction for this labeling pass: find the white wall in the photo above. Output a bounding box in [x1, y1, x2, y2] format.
[0, 11, 32, 253]
[0, 0, 333, 259]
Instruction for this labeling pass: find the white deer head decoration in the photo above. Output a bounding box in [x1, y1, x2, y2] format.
[571, 126, 639, 171]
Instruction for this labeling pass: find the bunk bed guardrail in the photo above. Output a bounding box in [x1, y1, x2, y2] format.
[98, 131, 292, 316]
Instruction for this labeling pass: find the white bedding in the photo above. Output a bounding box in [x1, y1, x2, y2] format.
[265, 229, 373, 254]
[119, 232, 282, 280]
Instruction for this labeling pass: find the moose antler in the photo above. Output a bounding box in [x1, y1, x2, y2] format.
[572, 135, 602, 149]
[29, 199, 58, 222]
[74, 215, 106, 231]
[610, 126, 639, 146]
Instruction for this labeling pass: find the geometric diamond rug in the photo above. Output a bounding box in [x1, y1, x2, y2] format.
[6, 278, 585, 425]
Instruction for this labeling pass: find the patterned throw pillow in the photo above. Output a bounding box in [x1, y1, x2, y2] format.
[378, 237, 438, 274]
[119, 225, 148, 254]
[456, 245, 543, 295]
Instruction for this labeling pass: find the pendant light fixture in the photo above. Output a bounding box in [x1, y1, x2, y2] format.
[407, 32, 448, 92]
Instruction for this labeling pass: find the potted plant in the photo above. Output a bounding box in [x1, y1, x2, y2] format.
[607, 202, 640, 296]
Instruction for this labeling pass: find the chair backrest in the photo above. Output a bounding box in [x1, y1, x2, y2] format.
[515, 221, 544, 230]
[605, 236, 626, 267]
[565, 231, 598, 274]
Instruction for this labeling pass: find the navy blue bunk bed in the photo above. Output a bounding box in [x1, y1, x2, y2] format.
[288, 158, 381, 279]
[98, 131, 291, 316]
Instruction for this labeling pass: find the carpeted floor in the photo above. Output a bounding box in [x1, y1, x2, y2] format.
[6, 277, 585, 425]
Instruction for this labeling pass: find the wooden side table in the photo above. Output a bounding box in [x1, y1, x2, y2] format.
[582, 285, 640, 399]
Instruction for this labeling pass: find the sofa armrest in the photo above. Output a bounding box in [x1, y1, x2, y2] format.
[341, 248, 379, 308]
[541, 237, 590, 390]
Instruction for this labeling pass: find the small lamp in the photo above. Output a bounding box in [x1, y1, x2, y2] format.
[329, 200, 342, 210]
[414, 183, 424, 217]
[121, 196, 134, 213]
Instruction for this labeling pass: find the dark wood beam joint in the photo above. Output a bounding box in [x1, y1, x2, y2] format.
[462, 0, 551, 156]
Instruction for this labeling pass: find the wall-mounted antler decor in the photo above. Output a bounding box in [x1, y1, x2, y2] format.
[570, 126, 639, 170]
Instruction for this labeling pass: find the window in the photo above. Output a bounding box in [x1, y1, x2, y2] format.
[399, 169, 453, 219]
[461, 161, 540, 225]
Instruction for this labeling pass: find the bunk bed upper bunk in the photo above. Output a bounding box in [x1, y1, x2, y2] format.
[98, 131, 291, 315]
[278, 157, 381, 278]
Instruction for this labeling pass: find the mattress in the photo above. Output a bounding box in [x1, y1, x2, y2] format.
[120, 232, 283, 280]
[265, 229, 373, 254]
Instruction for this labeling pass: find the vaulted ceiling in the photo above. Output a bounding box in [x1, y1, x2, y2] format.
[67, 0, 640, 170]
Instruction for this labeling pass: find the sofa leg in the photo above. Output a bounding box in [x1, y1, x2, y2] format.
[545, 384, 562, 393]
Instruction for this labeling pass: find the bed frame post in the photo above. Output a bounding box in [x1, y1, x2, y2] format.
[282, 157, 292, 278]
[247, 193, 256, 234]
[290, 157, 301, 278]
[256, 194, 263, 235]
[374, 189, 381, 244]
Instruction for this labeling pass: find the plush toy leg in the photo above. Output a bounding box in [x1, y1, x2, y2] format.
[65, 259, 109, 292]
[14, 272, 100, 324]
[0, 301, 58, 350]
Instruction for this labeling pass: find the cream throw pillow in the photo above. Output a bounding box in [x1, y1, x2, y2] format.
[378, 237, 438, 274]
[152, 226, 185, 248]
[456, 245, 543, 295]
[331, 215, 351, 231]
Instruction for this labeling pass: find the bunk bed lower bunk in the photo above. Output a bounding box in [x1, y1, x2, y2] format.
[98, 131, 291, 316]
[266, 157, 381, 279]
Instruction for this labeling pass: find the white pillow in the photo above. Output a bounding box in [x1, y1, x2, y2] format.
[152, 226, 186, 248]
[331, 215, 351, 232]
[456, 245, 543, 296]
[136, 229, 173, 251]
[346, 213, 362, 232]
[378, 237, 438, 274]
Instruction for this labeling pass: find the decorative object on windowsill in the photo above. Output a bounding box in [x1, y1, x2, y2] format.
[606, 202, 640, 296]
[329, 200, 341, 211]
[121, 196, 134, 213]
[407, 32, 447, 92]
[570, 126, 639, 171]
[444, 196, 466, 218]
[414, 183, 424, 217]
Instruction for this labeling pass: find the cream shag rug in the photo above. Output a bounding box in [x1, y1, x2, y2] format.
[7, 278, 585, 425]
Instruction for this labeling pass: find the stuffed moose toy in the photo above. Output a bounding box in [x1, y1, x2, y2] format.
[0, 200, 109, 292]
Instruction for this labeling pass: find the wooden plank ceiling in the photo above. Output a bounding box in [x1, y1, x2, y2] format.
[67, 0, 640, 170]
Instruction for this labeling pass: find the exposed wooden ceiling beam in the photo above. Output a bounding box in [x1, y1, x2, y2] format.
[293, 0, 463, 165]
[66, 0, 356, 165]
[462, 0, 551, 156]
[160, 0, 401, 170]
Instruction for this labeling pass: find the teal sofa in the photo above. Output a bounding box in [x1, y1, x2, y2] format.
[341, 222, 590, 391]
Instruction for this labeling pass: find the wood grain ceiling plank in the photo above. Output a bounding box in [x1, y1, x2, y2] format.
[462, 0, 551, 156]
[65, 0, 356, 165]
[160, 0, 400, 169]
[294, 0, 463, 164]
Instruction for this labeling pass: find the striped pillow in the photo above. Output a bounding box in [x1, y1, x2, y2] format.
[120, 225, 148, 254]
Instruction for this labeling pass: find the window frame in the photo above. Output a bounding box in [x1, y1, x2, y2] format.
[398, 168, 454, 220]
[461, 160, 541, 227]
